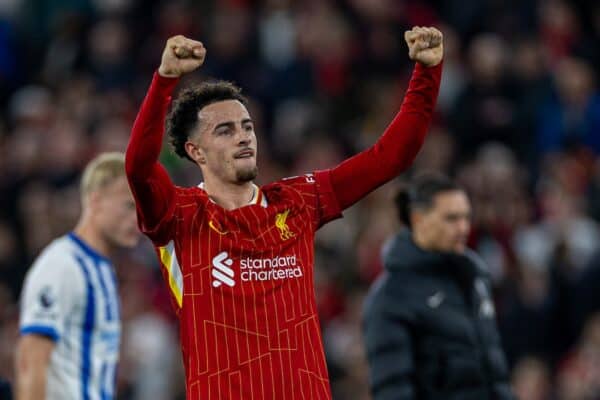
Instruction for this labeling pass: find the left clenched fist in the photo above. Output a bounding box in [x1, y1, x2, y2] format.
[404, 26, 443, 67]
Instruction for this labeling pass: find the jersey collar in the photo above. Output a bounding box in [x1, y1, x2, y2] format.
[198, 182, 268, 208]
[68, 232, 112, 264]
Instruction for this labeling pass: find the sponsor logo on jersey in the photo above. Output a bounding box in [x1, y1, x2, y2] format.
[211, 252, 303, 287]
[275, 210, 295, 240]
[212, 252, 235, 287]
[241, 254, 303, 282]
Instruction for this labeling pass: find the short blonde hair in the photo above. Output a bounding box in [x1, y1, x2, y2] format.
[80, 152, 126, 203]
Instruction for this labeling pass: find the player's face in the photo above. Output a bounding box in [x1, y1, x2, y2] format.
[193, 100, 258, 184]
[415, 190, 471, 253]
[94, 176, 139, 249]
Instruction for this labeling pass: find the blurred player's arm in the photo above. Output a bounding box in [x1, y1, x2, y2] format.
[328, 27, 443, 210]
[15, 334, 55, 400]
[125, 36, 205, 235]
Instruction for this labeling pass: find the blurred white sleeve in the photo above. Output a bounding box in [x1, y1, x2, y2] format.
[19, 247, 84, 341]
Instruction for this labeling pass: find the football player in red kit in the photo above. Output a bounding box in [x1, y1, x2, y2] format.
[126, 26, 443, 399]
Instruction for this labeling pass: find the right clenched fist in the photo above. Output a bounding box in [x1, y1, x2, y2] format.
[158, 35, 206, 78]
[404, 26, 443, 67]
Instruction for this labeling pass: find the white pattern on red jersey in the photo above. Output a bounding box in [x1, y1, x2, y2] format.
[145, 171, 341, 399]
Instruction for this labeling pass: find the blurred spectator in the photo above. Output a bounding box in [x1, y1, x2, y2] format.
[557, 314, 600, 400]
[324, 290, 370, 400]
[87, 18, 134, 89]
[0, 17, 20, 106]
[459, 143, 531, 283]
[0, 220, 23, 298]
[537, 57, 600, 155]
[435, 25, 466, 114]
[499, 264, 555, 367]
[538, 0, 580, 65]
[451, 34, 524, 161]
[511, 356, 552, 400]
[510, 36, 552, 166]
[572, 251, 600, 343]
[412, 127, 456, 173]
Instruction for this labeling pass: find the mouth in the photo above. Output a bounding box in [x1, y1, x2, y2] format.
[233, 149, 255, 159]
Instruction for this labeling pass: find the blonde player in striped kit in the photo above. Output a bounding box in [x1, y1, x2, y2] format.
[15, 153, 139, 400]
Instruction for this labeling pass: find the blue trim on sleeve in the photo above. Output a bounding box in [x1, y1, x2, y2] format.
[75, 255, 96, 400]
[20, 325, 59, 342]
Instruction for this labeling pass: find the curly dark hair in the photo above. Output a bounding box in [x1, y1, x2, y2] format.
[166, 81, 248, 162]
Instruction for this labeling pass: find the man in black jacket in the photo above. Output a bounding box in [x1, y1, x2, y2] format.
[363, 174, 514, 400]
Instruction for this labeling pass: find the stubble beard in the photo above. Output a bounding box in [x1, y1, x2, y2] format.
[236, 166, 259, 183]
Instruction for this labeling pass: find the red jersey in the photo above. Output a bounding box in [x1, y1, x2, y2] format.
[126, 62, 441, 399]
[149, 175, 341, 399]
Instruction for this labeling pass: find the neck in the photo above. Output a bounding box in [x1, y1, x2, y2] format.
[412, 229, 433, 252]
[73, 218, 113, 259]
[202, 177, 256, 210]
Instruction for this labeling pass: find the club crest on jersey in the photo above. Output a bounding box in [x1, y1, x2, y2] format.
[275, 210, 295, 240]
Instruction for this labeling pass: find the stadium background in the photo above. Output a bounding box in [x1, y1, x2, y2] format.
[0, 0, 599, 398]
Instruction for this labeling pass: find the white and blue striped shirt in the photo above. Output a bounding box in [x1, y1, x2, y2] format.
[19, 232, 121, 400]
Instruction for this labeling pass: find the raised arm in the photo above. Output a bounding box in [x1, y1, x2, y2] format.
[329, 27, 443, 210]
[125, 36, 205, 234]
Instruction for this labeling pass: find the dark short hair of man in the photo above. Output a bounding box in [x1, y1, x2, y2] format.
[394, 172, 462, 227]
[166, 81, 248, 162]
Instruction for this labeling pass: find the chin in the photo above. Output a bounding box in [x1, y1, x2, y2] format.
[117, 234, 140, 249]
[453, 244, 467, 254]
[236, 166, 258, 182]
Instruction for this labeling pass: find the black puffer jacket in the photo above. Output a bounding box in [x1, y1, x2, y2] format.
[363, 231, 514, 400]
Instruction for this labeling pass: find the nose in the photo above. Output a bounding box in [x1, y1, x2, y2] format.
[237, 127, 252, 146]
[458, 217, 471, 237]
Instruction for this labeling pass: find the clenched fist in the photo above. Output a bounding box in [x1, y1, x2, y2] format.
[158, 35, 206, 78]
[404, 27, 443, 67]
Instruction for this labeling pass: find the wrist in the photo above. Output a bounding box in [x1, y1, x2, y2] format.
[416, 59, 443, 69]
[158, 66, 180, 78]
[153, 70, 180, 91]
[419, 58, 443, 68]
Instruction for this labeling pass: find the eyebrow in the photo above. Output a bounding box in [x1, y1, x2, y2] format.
[213, 118, 254, 133]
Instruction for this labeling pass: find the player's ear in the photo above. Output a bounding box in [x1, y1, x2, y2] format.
[185, 141, 206, 164]
[84, 190, 101, 211]
[410, 208, 424, 229]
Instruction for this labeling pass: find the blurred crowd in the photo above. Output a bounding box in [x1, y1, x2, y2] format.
[1, 0, 599, 399]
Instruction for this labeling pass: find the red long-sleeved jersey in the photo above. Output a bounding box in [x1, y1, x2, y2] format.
[125, 62, 441, 399]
